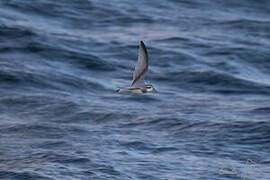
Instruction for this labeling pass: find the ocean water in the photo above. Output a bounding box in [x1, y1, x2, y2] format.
[0, 0, 270, 179]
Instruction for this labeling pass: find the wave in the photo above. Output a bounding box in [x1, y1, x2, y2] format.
[156, 69, 270, 94]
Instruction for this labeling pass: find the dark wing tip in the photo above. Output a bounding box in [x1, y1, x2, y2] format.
[140, 40, 148, 55]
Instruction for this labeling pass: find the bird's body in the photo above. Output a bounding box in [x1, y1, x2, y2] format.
[116, 85, 155, 94]
[116, 88, 146, 94]
[116, 41, 156, 94]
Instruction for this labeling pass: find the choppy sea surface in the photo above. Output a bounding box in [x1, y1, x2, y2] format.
[0, 0, 270, 179]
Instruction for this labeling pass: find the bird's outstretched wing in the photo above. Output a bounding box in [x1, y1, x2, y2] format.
[130, 41, 148, 88]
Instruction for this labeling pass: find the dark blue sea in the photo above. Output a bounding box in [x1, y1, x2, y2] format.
[0, 0, 270, 179]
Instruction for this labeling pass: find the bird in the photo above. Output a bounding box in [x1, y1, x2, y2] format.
[116, 41, 156, 94]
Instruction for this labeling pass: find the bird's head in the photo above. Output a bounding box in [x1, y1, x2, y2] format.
[145, 85, 157, 92]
